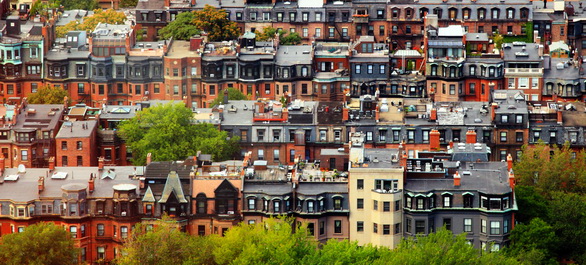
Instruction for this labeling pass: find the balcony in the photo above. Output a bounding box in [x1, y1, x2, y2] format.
[353, 14, 369, 24]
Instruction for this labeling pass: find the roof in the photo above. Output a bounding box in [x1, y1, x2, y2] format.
[549, 41, 570, 52]
[393, 49, 422, 57]
[243, 182, 293, 195]
[135, 0, 165, 9]
[166, 40, 200, 59]
[56, 120, 97, 138]
[465, 33, 489, 42]
[142, 186, 156, 202]
[0, 166, 140, 202]
[296, 182, 347, 195]
[275, 45, 312, 66]
[493, 90, 528, 114]
[13, 105, 64, 132]
[451, 143, 490, 162]
[405, 162, 512, 195]
[99, 106, 138, 120]
[503, 42, 543, 62]
[158, 171, 188, 203]
[438, 25, 465, 37]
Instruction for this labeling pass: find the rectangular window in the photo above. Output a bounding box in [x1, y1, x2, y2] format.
[71, 226, 78, 238]
[464, 218, 472, 232]
[334, 220, 342, 233]
[415, 220, 425, 234]
[121, 226, 128, 239]
[406, 218, 412, 233]
[357, 179, 364, 189]
[383, 224, 390, 235]
[97, 224, 105, 236]
[373, 200, 378, 211]
[443, 218, 452, 231]
[357, 198, 364, 209]
[373, 223, 378, 234]
[490, 221, 500, 235]
[21, 150, 28, 161]
[357, 221, 364, 232]
[481, 219, 487, 234]
[383, 201, 391, 212]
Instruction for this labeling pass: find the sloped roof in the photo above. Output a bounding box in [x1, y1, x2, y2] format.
[158, 171, 188, 203]
[142, 186, 156, 202]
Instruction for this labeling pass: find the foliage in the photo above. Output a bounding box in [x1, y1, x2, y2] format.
[0, 222, 78, 265]
[56, 9, 126, 38]
[375, 228, 519, 265]
[120, 0, 139, 8]
[513, 186, 549, 223]
[118, 216, 199, 265]
[29, 0, 59, 18]
[158, 12, 200, 41]
[514, 142, 586, 194]
[210, 88, 248, 107]
[213, 217, 316, 265]
[503, 22, 534, 44]
[280, 32, 302, 45]
[492, 33, 504, 50]
[303, 240, 384, 265]
[136, 28, 145, 41]
[118, 102, 240, 165]
[546, 192, 586, 262]
[192, 5, 240, 41]
[27, 85, 69, 104]
[255, 27, 281, 41]
[59, 0, 99, 11]
[504, 218, 558, 264]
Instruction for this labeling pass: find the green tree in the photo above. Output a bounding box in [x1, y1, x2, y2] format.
[120, 0, 139, 8]
[192, 5, 240, 41]
[255, 26, 281, 41]
[0, 222, 78, 265]
[304, 240, 387, 265]
[493, 33, 504, 50]
[118, 102, 240, 165]
[59, 0, 99, 10]
[280, 32, 302, 45]
[158, 12, 201, 41]
[513, 186, 549, 223]
[27, 85, 69, 104]
[210, 88, 248, 107]
[29, 0, 59, 19]
[375, 228, 519, 265]
[505, 218, 558, 264]
[213, 217, 316, 265]
[546, 192, 586, 262]
[118, 216, 205, 265]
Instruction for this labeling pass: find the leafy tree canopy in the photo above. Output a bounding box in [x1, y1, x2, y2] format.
[27, 85, 69, 104]
[254, 27, 301, 45]
[210, 88, 248, 107]
[56, 9, 126, 38]
[504, 218, 558, 265]
[158, 11, 201, 41]
[59, 0, 99, 11]
[118, 102, 240, 165]
[0, 222, 78, 265]
[280, 32, 302, 45]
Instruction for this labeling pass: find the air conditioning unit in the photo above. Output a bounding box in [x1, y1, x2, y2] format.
[97, 210, 103, 214]
[227, 211, 235, 214]
[121, 211, 127, 216]
[156, 18, 161, 22]
[571, 139, 577, 143]
[15, 56, 20, 60]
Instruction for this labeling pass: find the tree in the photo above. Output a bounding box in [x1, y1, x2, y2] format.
[0, 222, 78, 265]
[118, 102, 240, 165]
[505, 218, 558, 264]
[29, 0, 59, 19]
[27, 85, 69, 104]
[280, 32, 302, 45]
[375, 228, 519, 265]
[513, 186, 549, 223]
[118, 216, 205, 265]
[210, 88, 248, 107]
[546, 192, 586, 262]
[303, 240, 386, 265]
[56, 9, 127, 38]
[120, 0, 139, 8]
[158, 12, 201, 41]
[213, 217, 316, 265]
[255, 27, 281, 41]
[493, 33, 504, 50]
[59, 0, 99, 11]
[192, 5, 240, 41]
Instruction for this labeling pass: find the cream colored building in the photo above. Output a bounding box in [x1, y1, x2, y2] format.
[348, 132, 404, 248]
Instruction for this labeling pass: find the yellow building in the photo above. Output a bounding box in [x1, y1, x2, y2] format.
[348, 133, 405, 248]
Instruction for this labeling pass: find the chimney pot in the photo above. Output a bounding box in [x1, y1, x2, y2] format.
[454, 171, 461, 187]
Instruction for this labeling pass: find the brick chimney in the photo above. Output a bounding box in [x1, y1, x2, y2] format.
[98, 157, 104, 170]
[38, 177, 45, 193]
[491, 103, 498, 121]
[466, 129, 477, 144]
[454, 171, 461, 187]
[557, 110, 563, 125]
[282, 108, 289, 122]
[430, 108, 437, 121]
[190, 36, 203, 51]
[0, 155, 5, 170]
[507, 153, 513, 171]
[342, 107, 349, 121]
[146, 153, 152, 165]
[88, 174, 95, 193]
[49, 156, 55, 171]
[508, 169, 515, 189]
[430, 129, 440, 150]
[375, 105, 380, 122]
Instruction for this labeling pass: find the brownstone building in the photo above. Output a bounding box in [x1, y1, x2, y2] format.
[55, 120, 98, 167]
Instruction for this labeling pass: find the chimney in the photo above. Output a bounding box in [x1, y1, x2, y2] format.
[223, 89, 229, 105]
[146, 153, 152, 165]
[491, 103, 498, 121]
[63, 96, 69, 110]
[191, 0, 196, 6]
[466, 129, 477, 144]
[164, 0, 170, 7]
[190, 35, 203, 51]
[88, 174, 95, 193]
[557, 110, 563, 125]
[454, 171, 461, 187]
[38, 177, 45, 193]
[342, 107, 349, 121]
[506, 153, 513, 171]
[508, 169, 515, 190]
[375, 105, 380, 121]
[0, 155, 5, 170]
[49, 157, 55, 171]
[429, 129, 440, 150]
[139, 177, 145, 189]
[98, 157, 104, 170]
[449, 141, 454, 149]
[282, 108, 289, 122]
[430, 108, 437, 121]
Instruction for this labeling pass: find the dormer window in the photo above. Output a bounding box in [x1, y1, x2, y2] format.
[442, 194, 452, 208]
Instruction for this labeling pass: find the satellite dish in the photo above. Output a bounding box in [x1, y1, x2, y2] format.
[17, 164, 26, 173]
